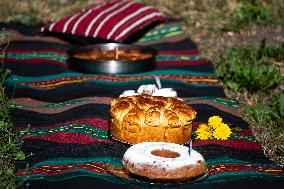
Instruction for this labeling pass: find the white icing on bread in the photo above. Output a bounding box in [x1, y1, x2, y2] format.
[123, 142, 205, 171]
[137, 84, 157, 95]
[152, 88, 177, 97]
[119, 84, 178, 98]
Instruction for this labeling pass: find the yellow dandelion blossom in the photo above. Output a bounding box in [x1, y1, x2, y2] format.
[196, 124, 213, 140]
[212, 123, 232, 140]
[208, 116, 223, 129]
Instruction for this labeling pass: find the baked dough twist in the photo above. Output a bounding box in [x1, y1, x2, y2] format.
[109, 95, 197, 144]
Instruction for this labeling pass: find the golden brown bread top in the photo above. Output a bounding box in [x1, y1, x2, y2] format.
[110, 95, 197, 128]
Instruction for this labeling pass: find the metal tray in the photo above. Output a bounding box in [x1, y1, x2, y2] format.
[67, 43, 157, 74]
[105, 163, 209, 187]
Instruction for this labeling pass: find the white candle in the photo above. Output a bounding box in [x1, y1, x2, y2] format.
[115, 47, 118, 60]
[189, 139, 192, 155]
[155, 76, 162, 89]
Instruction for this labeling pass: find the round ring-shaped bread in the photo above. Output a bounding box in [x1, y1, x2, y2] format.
[122, 142, 207, 180]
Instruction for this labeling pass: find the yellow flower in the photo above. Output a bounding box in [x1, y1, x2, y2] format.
[208, 116, 223, 129]
[212, 123, 232, 140]
[196, 124, 213, 140]
[196, 116, 232, 140]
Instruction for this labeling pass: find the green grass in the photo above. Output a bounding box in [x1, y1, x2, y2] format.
[216, 39, 284, 93]
[215, 40, 284, 166]
[0, 34, 25, 189]
[242, 93, 284, 166]
[222, 0, 283, 32]
[0, 0, 99, 25]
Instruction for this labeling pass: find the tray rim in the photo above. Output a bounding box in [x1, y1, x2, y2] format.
[67, 43, 157, 74]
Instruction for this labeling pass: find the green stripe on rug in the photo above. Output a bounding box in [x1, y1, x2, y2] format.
[6, 70, 216, 82]
[230, 133, 256, 142]
[11, 99, 92, 109]
[6, 52, 68, 63]
[137, 22, 184, 43]
[21, 156, 278, 170]
[17, 124, 108, 140]
[16, 156, 283, 185]
[202, 171, 284, 184]
[205, 156, 276, 167]
[6, 52, 203, 65]
[0, 32, 15, 38]
[186, 97, 238, 109]
[11, 97, 236, 109]
[23, 157, 117, 169]
[16, 169, 128, 185]
[7, 79, 222, 91]
[157, 55, 203, 61]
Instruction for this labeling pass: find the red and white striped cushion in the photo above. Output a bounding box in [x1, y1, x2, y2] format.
[41, 0, 166, 42]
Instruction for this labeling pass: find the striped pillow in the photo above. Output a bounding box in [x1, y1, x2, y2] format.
[41, 0, 166, 42]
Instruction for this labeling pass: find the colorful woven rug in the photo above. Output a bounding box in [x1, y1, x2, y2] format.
[2, 20, 284, 189]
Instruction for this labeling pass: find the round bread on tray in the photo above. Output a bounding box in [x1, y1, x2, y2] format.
[122, 142, 207, 180]
[109, 95, 197, 144]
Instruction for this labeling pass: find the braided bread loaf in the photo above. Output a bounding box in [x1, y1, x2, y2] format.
[109, 95, 197, 144]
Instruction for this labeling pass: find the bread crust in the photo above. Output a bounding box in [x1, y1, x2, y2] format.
[123, 160, 207, 180]
[109, 95, 197, 144]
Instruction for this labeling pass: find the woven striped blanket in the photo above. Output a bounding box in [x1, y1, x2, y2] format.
[2, 21, 284, 189]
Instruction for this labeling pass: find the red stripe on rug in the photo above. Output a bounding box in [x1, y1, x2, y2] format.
[156, 59, 209, 66]
[14, 118, 109, 130]
[6, 47, 199, 56]
[4, 58, 67, 67]
[158, 49, 200, 56]
[193, 139, 262, 150]
[208, 164, 284, 176]
[6, 48, 67, 54]
[16, 162, 108, 176]
[238, 129, 255, 136]
[27, 132, 113, 144]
